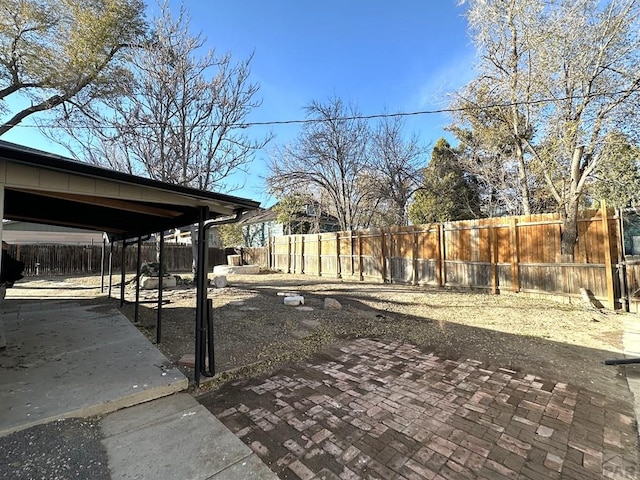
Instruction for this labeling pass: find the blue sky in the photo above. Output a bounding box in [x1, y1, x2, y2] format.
[3, 1, 476, 207]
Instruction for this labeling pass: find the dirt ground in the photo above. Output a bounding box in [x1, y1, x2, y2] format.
[66, 270, 632, 399]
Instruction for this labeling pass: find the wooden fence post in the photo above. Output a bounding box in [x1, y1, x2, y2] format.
[266, 236, 271, 269]
[435, 223, 445, 287]
[380, 228, 387, 283]
[317, 234, 322, 276]
[358, 230, 364, 281]
[601, 201, 615, 309]
[510, 217, 520, 292]
[287, 235, 292, 274]
[412, 226, 419, 285]
[490, 224, 498, 294]
[350, 230, 355, 278]
[269, 236, 273, 270]
[300, 235, 305, 274]
[335, 232, 341, 279]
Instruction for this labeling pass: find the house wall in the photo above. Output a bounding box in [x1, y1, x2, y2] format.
[243, 221, 282, 247]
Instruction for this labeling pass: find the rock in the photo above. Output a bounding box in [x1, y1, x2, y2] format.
[284, 295, 304, 306]
[301, 318, 320, 328]
[295, 306, 314, 312]
[277, 291, 300, 297]
[324, 298, 342, 310]
[212, 275, 228, 288]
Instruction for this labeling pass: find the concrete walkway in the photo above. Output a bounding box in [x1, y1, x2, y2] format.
[0, 287, 277, 479]
[102, 393, 277, 479]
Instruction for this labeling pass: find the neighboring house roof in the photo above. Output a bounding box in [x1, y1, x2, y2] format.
[240, 205, 340, 227]
[0, 140, 261, 241]
[240, 207, 278, 225]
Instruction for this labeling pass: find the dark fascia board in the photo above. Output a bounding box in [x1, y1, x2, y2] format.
[0, 140, 261, 212]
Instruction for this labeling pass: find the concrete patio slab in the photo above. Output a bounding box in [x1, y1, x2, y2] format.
[0, 280, 278, 480]
[0, 299, 187, 436]
[101, 393, 277, 480]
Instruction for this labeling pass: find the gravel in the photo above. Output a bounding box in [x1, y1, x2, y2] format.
[0, 418, 109, 480]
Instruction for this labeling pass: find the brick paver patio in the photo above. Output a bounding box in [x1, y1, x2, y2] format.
[201, 338, 639, 480]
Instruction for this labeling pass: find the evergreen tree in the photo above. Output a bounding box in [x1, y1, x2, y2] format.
[591, 132, 640, 208]
[408, 138, 481, 224]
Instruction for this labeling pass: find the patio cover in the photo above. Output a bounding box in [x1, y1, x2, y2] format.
[0, 140, 260, 241]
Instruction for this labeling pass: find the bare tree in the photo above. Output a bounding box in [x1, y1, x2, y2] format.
[451, 128, 524, 216]
[457, 0, 640, 257]
[450, 82, 535, 215]
[368, 115, 426, 226]
[0, 0, 146, 136]
[535, 0, 640, 256]
[267, 97, 372, 231]
[464, 0, 541, 215]
[50, 3, 268, 273]
[54, 3, 268, 193]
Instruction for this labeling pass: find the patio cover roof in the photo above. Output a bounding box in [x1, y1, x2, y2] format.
[0, 140, 260, 241]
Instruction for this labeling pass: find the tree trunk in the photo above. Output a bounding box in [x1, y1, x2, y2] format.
[515, 141, 531, 215]
[560, 198, 580, 260]
[561, 146, 586, 261]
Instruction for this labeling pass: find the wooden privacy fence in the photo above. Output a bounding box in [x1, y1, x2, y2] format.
[14, 244, 239, 277]
[267, 206, 635, 311]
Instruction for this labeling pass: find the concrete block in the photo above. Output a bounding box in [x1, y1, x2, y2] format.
[209, 453, 279, 479]
[140, 275, 177, 290]
[213, 265, 260, 275]
[101, 396, 254, 480]
[284, 295, 304, 306]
